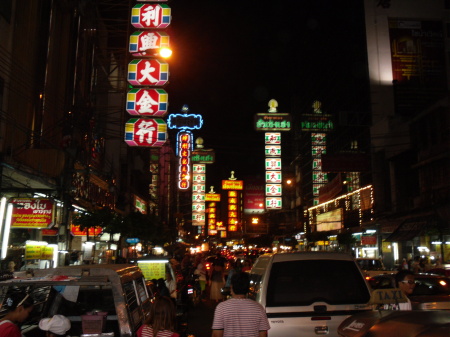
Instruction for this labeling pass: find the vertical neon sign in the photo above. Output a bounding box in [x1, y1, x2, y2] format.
[178, 132, 191, 190]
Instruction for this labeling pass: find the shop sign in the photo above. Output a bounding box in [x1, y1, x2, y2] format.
[178, 132, 191, 190]
[167, 113, 204, 130]
[222, 180, 244, 190]
[193, 174, 205, 184]
[265, 171, 282, 183]
[134, 195, 147, 214]
[42, 229, 58, 236]
[10, 198, 54, 228]
[265, 132, 281, 144]
[126, 238, 140, 244]
[265, 158, 281, 170]
[70, 225, 103, 236]
[192, 213, 205, 221]
[266, 184, 282, 196]
[192, 183, 206, 193]
[138, 261, 166, 280]
[25, 244, 42, 259]
[205, 193, 221, 202]
[193, 203, 205, 212]
[192, 150, 215, 164]
[265, 145, 281, 157]
[192, 220, 204, 226]
[362, 236, 377, 245]
[192, 193, 205, 202]
[129, 31, 170, 56]
[301, 114, 334, 131]
[126, 88, 168, 116]
[255, 113, 291, 131]
[193, 164, 206, 174]
[131, 4, 171, 29]
[317, 209, 343, 232]
[124, 118, 167, 147]
[128, 59, 169, 86]
[266, 197, 282, 209]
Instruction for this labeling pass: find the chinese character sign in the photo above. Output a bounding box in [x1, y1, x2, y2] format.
[129, 30, 170, 56]
[126, 88, 168, 116]
[131, 4, 171, 29]
[128, 59, 169, 86]
[178, 132, 191, 190]
[124, 118, 167, 147]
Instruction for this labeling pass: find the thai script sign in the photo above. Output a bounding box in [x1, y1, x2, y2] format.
[222, 180, 244, 190]
[255, 113, 291, 131]
[10, 198, 54, 228]
[192, 150, 215, 163]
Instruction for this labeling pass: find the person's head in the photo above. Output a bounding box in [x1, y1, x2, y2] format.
[4, 292, 34, 323]
[39, 315, 71, 337]
[231, 271, 250, 295]
[395, 270, 415, 296]
[146, 296, 176, 333]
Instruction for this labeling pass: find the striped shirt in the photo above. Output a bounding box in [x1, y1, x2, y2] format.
[212, 298, 270, 337]
[137, 324, 179, 337]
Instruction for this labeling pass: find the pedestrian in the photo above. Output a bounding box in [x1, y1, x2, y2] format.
[401, 258, 409, 270]
[211, 271, 270, 337]
[165, 272, 177, 304]
[39, 315, 71, 337]
[156, 278, 170, 298]
[209, 254, 225, 303]
[194, 257, 207, 299]
[395, 270, 416, 310]
[137, 296, 179, 337]
[0, 292, 34, 337]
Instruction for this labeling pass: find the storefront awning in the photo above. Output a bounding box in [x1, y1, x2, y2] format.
[385, 214, 434, 242]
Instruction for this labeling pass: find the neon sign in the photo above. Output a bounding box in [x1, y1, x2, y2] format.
[167, 113, 204, 130]
[178, 132, 191, 190]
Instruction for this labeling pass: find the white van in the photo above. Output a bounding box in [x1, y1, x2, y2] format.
[248, 251, 372, 337]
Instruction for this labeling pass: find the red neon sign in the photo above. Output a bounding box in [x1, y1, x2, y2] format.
[178, 132, 191, 190]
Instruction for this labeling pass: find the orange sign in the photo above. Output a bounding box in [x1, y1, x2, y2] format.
[70, 225, 103, 236]
[222, 180, 244, 190]
[205, 193, 221, 202]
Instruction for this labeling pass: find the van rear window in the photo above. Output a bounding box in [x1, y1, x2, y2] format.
[266, 260, 371, 307]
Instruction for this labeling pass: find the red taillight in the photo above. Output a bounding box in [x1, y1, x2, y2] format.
[206, 263, 211, 270]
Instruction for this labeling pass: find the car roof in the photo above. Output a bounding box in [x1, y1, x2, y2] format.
[266, 251, 356, 263]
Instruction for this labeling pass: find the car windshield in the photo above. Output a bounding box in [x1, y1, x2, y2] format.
[357, 259, 384, 270]
[266, 260, 371, 307]
[414, 276, 450, 296]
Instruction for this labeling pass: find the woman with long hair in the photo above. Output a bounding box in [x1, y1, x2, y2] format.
[137, 296, 179, 337]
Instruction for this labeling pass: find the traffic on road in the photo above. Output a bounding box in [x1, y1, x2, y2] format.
[0, 248, 449, 337]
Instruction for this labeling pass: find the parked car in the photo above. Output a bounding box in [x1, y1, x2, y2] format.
[356, 258, 391, 278]
[248, 251, 372, 337]
[0, 264, 152, 337]
[338, 310, 450, 337]
[368, 272, 450, 310]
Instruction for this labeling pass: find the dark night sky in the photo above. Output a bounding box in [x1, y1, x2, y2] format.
[165, 0, 369, 188]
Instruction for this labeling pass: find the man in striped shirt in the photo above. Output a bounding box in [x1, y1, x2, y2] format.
[211, 271, 270, 337]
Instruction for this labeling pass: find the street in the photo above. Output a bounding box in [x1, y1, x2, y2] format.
[181, 299, 218, 337]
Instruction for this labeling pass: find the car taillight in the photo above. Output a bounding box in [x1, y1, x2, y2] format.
[206, 263, 211, 270]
